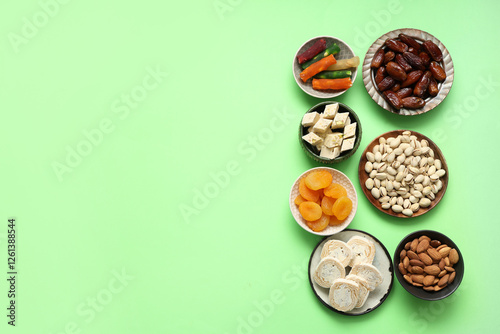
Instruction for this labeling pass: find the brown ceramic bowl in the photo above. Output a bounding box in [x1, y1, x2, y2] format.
[358, 130, 448, 218]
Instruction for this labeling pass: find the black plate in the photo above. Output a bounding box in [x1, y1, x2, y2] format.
[308, 229, 393, 315]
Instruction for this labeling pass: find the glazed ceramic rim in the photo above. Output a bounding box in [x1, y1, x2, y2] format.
[293, 36, 357, 98]
[362, 28, 454, 116]
[308, 229, 394, 315]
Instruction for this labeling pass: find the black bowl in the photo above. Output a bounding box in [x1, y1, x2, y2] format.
[393, 230, 464, 301]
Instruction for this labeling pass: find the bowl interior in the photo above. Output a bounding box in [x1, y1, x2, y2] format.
[393, 230, 464, 301]
[293, 36, 357, 98]
[362, 28, 454, 116]
[300, 101, 362, 164]
[289, 167, 357, 236]
[358, 130, 448, 218]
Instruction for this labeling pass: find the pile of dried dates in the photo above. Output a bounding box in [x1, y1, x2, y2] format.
[371, 34, 446, 110]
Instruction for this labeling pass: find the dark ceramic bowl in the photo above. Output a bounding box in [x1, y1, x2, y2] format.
[394, 230, 464, 300]
[299, 101, 362, 164]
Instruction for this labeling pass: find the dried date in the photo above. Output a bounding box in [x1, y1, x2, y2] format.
[402, 97, 425, 109]
[422, 40, 443, 62]
[386, 61, 407, 81]
[429, 61, 446, 81]
[371, 49, 385, 68]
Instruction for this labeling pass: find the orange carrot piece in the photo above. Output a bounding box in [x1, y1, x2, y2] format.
[300, 54, 337, 83]
[312, 78, 352, 90]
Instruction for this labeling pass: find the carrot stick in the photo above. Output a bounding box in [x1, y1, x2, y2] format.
[300, 54, 337, 83]
[312, 78, 352, 90]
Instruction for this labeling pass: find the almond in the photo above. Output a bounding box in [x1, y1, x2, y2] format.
[398, 262, 407, 275]
[433, 278, 439, 285]
[416, 239, 430, 253]
[438, 270, 447, 278]
[439, 258, 445, 270]
[438, 246, 451, 257]
[436, 244, 448, 251]
[418, 253, 433, 266]
[445, 266, 455, 272]
[400, 249, 407, 259]
[412, 282, 423, 287]
[403, 256, 410, 268]
[444, 257, 450, 266]
[439, 274, 449, 286]
[427, 248, 442, 262]
[423, 286, 434, 291]
[418, 235, 431, 242]
[434, 284, 446, 291]
[404, 274, 413, 284]
[412, 266, 424, 275]
[449, 249, 459, 264]
[405, 241, 411, 250]
[411, 275, 424, 284]
[424, 265, 440, 276]
[410, 259, 425, 268]
[407, 250, 419, 260]
[423, 275, 435, 286]
[448, 272, 456, 284]
[410, 238, 419, 252]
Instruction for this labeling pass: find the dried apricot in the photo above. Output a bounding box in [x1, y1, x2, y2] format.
[299, 202, 323, 221]
[294, 195, 306, 206]
[321, 196, 336, 216]
[329, 215, 345, 226]
[305, 170, 333, 190]
[306, 213, 330, 232]
[299, 178, 321, 202]
[332, 196, 352, 220]
[323, 183, 347, 199]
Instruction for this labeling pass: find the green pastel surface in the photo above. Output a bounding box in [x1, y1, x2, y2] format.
[1, 0, 499, 333]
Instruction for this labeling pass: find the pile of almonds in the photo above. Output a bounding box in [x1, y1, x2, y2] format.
[398, 235, 459, 292]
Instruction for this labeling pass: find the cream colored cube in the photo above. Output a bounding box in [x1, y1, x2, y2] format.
[331, 112, 350, 129]
[302, 112, 320, 127]
[302, 132, 323, 146]
[324, 133, 343, 148]
[323, 103, 339, 119]
[320, 146, 341, 159]
[341, 137, 356, 152]
[312, 118, 333, 134]
[344, 122, 357, 138]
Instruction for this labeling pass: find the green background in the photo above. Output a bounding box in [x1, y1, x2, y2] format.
[1, 0, 499, 333]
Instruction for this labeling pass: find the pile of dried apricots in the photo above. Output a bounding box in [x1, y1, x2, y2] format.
[294, 170, 353, 232]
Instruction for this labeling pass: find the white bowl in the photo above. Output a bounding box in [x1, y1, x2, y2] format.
[289, 167, 358, 236]
[293, 36, 357, 98]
